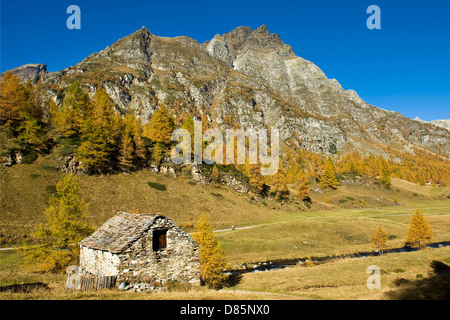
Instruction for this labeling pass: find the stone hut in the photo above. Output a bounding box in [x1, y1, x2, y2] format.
[79, 212, 200, 291]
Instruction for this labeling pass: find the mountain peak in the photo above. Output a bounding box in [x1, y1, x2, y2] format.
[254, 24, 269, 34]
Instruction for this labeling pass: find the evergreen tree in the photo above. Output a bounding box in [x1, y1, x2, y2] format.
[405, 209, 433, 248]
[191, 214, 228, 289]
[143, 104, 175, 144]
[320, 158, 339, 189]
[22, 174, 94, 272]
[371, 225, 389, 253]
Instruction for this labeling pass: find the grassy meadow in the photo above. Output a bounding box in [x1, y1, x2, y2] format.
[1, 153, 450, 299]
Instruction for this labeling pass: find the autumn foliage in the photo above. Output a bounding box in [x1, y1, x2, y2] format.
[405, 209, 434, 248]
[191, 214, 228, 289]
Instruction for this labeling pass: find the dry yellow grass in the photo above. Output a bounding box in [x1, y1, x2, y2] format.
[234, 246, 450, 300]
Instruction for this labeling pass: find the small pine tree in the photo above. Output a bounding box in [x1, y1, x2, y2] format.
[405, 209, 433, 248]
[22, 174, 94, 272]
[296, 172, 311, 202]
[320, 158, 339, 189]
[371, 225, 389, 253]
[191, 214, 228, 289]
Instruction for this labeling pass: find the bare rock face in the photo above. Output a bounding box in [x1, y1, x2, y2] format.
[0, 63, 47, 83]
[6, 25, 449, 159]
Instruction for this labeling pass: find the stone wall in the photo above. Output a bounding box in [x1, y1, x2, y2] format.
[80, 246, 120, 276]
[117, 217, 200, 290]
[79, 215, 200, 291]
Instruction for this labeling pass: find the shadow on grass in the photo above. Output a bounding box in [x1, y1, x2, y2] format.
[385, 261, 450, 300]
[224, 273, 243, 287]
[0, 282, 49, 293]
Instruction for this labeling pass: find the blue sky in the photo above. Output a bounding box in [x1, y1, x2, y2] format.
[1, 0, 449, 121]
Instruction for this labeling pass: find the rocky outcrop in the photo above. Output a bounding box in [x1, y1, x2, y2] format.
[1, 151, 23, 167]
[59, 156, 84, 174]
[0, 64, 47, 83]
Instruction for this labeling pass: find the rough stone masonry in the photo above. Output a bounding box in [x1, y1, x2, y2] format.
[79, 212, 200, 291]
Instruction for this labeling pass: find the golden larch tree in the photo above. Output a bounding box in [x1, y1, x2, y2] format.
[320, 158, 339, 189]
[143, 104, 175, 144]
[371, 225, 389, 253]
[405, 209, 433, 248]
[22, 173, 94, 272]
[191, 214, 228, 289]
[296, 172, 311, 202]
[0, 71, 25, 127]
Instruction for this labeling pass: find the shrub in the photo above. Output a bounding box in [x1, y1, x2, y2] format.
[211, 192, 223, 198]
[21, 150, 38, 164]
[147, 181, 166, 191]
[46, 185, 57, 194]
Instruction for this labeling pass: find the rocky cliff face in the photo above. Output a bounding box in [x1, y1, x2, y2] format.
[10, 25, 450, 159]
[0, 63, 47, 83]
[415, 117, 450, 131]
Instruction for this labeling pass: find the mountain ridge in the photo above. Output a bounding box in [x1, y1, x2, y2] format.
[3, 25, 450, 159]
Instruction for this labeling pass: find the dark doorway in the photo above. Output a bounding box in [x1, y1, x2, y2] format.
[153, 229, 167, 251]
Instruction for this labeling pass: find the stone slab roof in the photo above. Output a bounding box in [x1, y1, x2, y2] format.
[79, 212, 161, 253]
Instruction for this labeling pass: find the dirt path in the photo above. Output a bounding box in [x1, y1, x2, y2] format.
[218, 288, 313, 300]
